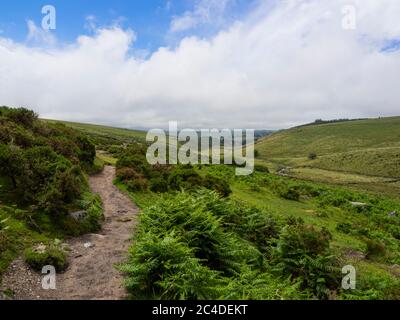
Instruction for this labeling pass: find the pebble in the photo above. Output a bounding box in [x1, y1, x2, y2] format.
[84, 242, 93, 249]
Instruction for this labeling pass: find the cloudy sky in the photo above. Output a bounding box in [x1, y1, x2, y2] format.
[0, 0, 399, 130]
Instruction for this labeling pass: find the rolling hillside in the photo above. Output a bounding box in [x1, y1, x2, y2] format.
[43, 120, 147, 146]
[256, 117, 400, 196]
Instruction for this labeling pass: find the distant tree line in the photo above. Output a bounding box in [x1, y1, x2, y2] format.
[298, 118, 369, 128]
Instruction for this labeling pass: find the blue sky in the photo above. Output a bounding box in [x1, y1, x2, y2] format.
[0, 0, 255, 52]
[0, 0, 399, 129]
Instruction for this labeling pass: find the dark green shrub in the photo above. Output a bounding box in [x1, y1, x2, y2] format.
[150, 177, 169, 193]
[254, 164, 269, 173]
[116, 154, 150, 177]
[59, 193, 103, 236]
[116, 167, 143, 182]
[317, 191, 349, 208]
[203, 174, 232, 197]
[48, 137, 79, 160]
[0, 144, 26, 188]
[336, 222, 352, 234]
[168, 168, 204, 191]
[308, 152, 317, 160]
[274, 223, 339, 299]
[107, 145, 123, 155]
[387, 225, 400, 240]
[75, 135, 96, 164]
[127, 177, 148, 192]
[0, 107, 37, 128]
[277, 224, 332, 257]
[239, 208, 280, 254]
[279, 185, 301, 201]
[89, 157, 105, 174]
[366, 238, 386, 260]
[24, 245, 68, 272]
[12, 126, 35, 148]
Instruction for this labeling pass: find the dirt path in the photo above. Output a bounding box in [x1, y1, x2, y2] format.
[0, 166, 138, 300]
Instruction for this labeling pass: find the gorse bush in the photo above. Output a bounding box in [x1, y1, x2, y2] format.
[365, 238, 386, 260]
[0, 107, 96, 209]
[116, 148, 232, 196]
[0, 107, 37, 128]
[0, 106, 102, 232]
[149, 177, 169, 193]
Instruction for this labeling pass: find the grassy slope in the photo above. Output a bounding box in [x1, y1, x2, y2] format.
[255, 117, 400, 196]
[116, 164, 400, 299]
[43, 119, 147, 143]
[257, 117, 400, 159]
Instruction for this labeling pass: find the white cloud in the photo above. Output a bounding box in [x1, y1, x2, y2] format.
[170, 13, 198, 33]
[26, 20, 56, 46]
[170, 0, 232, 33]
[0, 0, 400, 130]
[84, 15, 97, 32]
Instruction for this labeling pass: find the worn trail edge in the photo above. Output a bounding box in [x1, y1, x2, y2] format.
[0, 166, 138, 300]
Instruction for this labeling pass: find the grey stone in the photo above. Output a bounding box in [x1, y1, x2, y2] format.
[69, 210, 87, 222]
[389, 211, 397, 217]
[350, 201, 369, 208]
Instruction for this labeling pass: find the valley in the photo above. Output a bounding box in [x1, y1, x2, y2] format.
[1, 109, 400, 300]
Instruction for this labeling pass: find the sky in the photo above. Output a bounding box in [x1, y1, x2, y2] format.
[0, 0, 399, 130]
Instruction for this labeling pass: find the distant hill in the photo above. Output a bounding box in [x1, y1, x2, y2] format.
[254, 130, 274, 140]
[256, 116, 400, 178]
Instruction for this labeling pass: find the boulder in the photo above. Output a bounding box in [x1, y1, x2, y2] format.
[389, 211, 397, 217]
[84, 242, 93, 249]
[69, 210, 87, 222]
[350, 201, 369, 208]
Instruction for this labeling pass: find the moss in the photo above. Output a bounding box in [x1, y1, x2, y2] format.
[24, 245, 68, 273]
[2, 288, 15, 297]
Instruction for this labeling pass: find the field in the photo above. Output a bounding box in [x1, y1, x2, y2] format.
[255, 117, 400, 197]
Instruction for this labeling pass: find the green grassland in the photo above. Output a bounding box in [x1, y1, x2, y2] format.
[255, 117, 400, 197]
[4, 112, 399, 299]
[43, 119, 147, 147]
